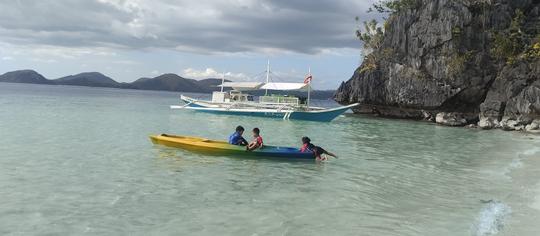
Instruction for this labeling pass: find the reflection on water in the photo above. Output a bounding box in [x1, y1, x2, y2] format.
[1, 83, 540, 235]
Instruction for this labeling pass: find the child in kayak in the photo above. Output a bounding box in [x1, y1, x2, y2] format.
[300, 136, 337, 160]
[247, 128, 263, 151]
[229, 126, 248, 146]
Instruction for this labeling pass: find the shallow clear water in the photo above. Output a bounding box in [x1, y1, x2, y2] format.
[1, 83, 539, 236]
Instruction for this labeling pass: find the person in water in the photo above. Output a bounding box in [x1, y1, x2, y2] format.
[247, 128, 263, 151]
[300, 136, 337, 160]
[229, 126, 248, 146]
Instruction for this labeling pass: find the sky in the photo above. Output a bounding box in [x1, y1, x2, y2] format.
[0, 0, 379, 89]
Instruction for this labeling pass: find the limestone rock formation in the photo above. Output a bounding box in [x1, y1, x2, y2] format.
[335, 0, 540, 131]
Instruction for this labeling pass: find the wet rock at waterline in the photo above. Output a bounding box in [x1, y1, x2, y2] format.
[435, 112, 468, 127]
[525, 120, 540, 133]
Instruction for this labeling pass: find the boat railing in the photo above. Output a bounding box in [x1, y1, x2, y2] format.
[226, 102, 242, 110]
[259, 96, 299, 105]
[222, 100, 300, 111]
[276, 104, 294, 112]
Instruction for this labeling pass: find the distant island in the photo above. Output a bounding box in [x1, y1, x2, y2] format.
[0, 70, 336, 99]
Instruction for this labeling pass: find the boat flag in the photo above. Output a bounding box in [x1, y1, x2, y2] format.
[304, 75, 312, 84]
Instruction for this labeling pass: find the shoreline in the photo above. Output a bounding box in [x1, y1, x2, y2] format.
[345, 109, 540, 134]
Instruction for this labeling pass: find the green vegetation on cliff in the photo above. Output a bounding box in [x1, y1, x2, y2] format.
[491, 9, 525, 64]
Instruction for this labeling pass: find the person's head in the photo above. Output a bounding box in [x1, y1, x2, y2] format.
[236, 126, 245, 135]
[301, 136, 311, 144]
[252, 128, 260, 137]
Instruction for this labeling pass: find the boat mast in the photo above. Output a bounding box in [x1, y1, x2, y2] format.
[220, 70, 225, 92]
[307, 67, 311, 109]
[265, 60, 270, 96]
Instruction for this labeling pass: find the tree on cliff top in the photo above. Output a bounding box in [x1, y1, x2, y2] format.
[369, 0, 419, 13]
[355, 17, 386, 73]
[356, 18, 384, 54]
[357, 0, 418, 52]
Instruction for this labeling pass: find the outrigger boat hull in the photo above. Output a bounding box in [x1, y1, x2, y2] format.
[172, 104, 358, 122]
[150, 134, 315, 159]
[174, 95, 359, 122]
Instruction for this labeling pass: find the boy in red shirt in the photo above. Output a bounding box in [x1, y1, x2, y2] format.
[247, 128, 263, 151]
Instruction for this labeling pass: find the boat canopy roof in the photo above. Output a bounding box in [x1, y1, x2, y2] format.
[260, 82, 310, 91]
[219, 82, 264, 91]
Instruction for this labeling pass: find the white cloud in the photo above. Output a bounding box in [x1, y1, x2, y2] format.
[1, 56, 13, 60]
[112, 60, 139, 65]
[182, 68, 251, 81]
[0, 1, 373, 89]
[0, 0, 378, 54]
[31, 58, 57, 63]
[3, 44, 118, 60]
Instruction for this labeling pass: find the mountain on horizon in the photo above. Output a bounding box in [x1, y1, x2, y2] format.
[0, 70, 231, 94]
[0, 70, 52, 84]
[128, 73, 206, 92]
[0, 69, 335, 99]
[54, 72, 120, 88]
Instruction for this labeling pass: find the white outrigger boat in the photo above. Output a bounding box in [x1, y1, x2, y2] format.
[171, 62, 359, 122]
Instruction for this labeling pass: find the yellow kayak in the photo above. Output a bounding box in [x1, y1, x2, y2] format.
[149, 134, 315, 159]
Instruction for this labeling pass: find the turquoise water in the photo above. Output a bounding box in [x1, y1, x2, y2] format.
[1, 83, 540, 236]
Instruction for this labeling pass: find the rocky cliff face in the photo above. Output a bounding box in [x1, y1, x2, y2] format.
[480, 60, 540, 131]
[335, 0, 540, 131]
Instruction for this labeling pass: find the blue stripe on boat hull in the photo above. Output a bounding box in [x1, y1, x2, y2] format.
[189, 107, 348, 122]
[194, 109, 287, 118]
[288, 108, 349, 122]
